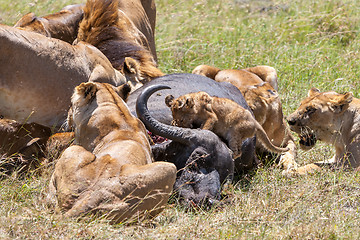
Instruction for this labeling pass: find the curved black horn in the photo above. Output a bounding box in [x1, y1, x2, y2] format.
[136, 84, 194, 145]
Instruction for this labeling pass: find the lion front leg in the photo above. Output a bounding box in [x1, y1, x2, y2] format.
[201, 115, 217, 130]
[293, 163, 321, 175]
[279, 138, 298, 173]
[48, 145, 96, 212]
[228, 137, 243, 159]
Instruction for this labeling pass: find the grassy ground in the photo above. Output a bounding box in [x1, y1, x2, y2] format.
[1, 0, 360, 239]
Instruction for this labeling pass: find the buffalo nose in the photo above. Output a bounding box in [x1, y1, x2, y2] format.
[287, 118, 296, 126]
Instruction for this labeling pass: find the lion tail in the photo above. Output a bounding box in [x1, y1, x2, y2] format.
[254, 119, 289, 154]
[77, 0, 119, 46]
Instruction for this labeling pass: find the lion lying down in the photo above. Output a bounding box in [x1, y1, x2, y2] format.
[0, 24, 125, 129]
[49, 82, 176, 223]
[0, 119, 52, 174]
[14, 4, 84, 44]
[287, 88, 359, 173]
[165, 92, 288, 159]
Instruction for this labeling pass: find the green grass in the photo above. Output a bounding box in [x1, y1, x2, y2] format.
[1, 0, 360, 239]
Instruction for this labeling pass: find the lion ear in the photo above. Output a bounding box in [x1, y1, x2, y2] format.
[330, 92, 353, 114]
[124, 57, 141, 75]
[308, 88, 321, 97]
[200, 92, 212, 104]
[165, 95, 175, 107]
[76, 82, 97, 102]
[185, 98, 195, 108]
[115, 83, 131, 101]
[14, 12, 37, 27]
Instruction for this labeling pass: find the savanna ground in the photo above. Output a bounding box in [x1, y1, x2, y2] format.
[1, 0, 360, 239]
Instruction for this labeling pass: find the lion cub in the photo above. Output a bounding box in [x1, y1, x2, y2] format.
[165, 92, 288, 159]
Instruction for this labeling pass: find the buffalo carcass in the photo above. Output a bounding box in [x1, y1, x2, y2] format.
[136, 84, 234, 207]
[128, 73, 259, 173]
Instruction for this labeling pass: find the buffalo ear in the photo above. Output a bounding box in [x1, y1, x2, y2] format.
[330, 92, 353, 114]
[308, 87, 321, 97]
[165, 95, 175, 107]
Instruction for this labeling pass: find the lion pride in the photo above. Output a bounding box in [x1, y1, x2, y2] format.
[49, 82, 176, 223]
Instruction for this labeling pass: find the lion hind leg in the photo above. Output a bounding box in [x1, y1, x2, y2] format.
[105, 162, 176, 223]
[64, 161, 176, 223]
[245, 65, 278, 91]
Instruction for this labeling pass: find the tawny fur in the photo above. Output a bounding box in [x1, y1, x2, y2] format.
[77, 0, 163, 86]
[288, 88, 360, 171]
[0, 24, 125, 128]
[49, 82, 176, 223]
[166, 91, 288, 159]
[14, 4, 84, 43]
[193, 64, 297, 171]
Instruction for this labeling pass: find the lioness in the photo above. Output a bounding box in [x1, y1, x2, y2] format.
[287, 88, 358, 170]
[14, 4, 84, 44]
[165, 91, 288, 159]
[192, 64, 297, 171]
[192, 64, 279, 90]
[49, 82, 176, 223]
[0, 24, 125, 129]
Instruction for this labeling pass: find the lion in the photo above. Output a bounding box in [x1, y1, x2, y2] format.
[192, 64, 279, 90]
[49, 82, 176, 223]
[0, 118, 52, 174]
[14, 4, 84, 44]
[77, 0, 163, 91]
[165, 91, 288, 159]
[287, 87, 358, 172]
[0, 24, 125, 129]
[192, 64, 297, 171]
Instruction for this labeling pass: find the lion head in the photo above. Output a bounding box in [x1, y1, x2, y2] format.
[66, 82, 131, 135]
[165, 92, 213, 129]
[242, 82, 280, 126]
[287, 88, 353, 150]
[50, 81, 176, 223]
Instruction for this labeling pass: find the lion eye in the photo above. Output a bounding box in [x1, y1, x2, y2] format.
[305, 106, 316, 115]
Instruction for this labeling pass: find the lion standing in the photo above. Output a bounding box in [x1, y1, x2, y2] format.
[165, 91, 288, 159]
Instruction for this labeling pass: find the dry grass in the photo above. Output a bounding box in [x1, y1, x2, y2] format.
[1, 0, 360, 239]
